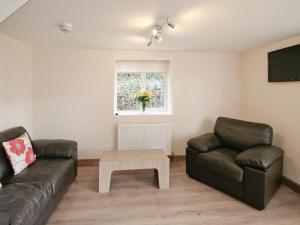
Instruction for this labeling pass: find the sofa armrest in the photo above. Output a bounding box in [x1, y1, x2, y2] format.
[0, 213, 10, 225]
[236, 145, 284, 170]
[32, 139, 78, 159]
[187, 133, 222, 153]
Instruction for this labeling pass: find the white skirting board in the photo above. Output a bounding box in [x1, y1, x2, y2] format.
[117, 123, 172, 155]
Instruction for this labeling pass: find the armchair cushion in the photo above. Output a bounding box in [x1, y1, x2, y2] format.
[187, 133, 222, 153]
[236, 146, 284, 170]
[197, 148, 243, 182]
[32, 140, 77, 159]
[214, 117, 273, 151]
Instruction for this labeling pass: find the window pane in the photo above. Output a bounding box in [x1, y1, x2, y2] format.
[117, 73, 141, 111]
[145, 73, 166, 109]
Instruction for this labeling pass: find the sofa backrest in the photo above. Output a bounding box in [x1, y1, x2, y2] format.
[0, 126, 29, 182]
[214, 117, 273, 152]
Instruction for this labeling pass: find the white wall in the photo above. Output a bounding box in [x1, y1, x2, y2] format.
[2, 30, 300, 183]
[32, 48, 242, 158]
[0, 33, 32, 133]
[241, 35, 300, 184]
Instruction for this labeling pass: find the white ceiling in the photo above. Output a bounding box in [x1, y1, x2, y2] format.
[0, 0, 29, 23]
[1, 0, 300, 52]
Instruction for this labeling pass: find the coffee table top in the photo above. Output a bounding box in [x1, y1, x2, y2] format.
[100, 150, 168, 162]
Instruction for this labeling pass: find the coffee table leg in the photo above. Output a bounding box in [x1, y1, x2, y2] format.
[158, 159, 170, 189]
[99, 163, 112, 193]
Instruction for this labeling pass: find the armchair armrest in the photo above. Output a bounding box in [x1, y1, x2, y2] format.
[236, 146, 284, 170]
[187, 133, 222, 153]
[32, 139, 78, 159]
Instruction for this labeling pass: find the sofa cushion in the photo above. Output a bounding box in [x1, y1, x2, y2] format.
[2, 132, 36, 175]
[32, 139, 78, 159]
[0, 127, 29, 182]
[214, 117, 273, 151]
[3, 159, 74, 195]
[197, 148, 243, 182]
[0, 182, 53, 225]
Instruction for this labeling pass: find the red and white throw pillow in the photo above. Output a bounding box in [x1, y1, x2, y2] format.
[2, 132, 36, 175]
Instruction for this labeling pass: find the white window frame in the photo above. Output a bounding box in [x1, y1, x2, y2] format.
[114, 71, 171, 116]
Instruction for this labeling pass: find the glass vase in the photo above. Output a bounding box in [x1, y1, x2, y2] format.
[142, 102, 146, 112]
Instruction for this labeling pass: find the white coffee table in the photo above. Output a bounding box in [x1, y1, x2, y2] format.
[99, 150, 170, 193]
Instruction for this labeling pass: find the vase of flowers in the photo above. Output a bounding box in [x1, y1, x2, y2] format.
[135, 90, 155, 112]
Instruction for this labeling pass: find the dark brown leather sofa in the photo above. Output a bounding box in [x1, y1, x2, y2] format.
[186, 117, 284, 210]
[0, 127, 77, 225]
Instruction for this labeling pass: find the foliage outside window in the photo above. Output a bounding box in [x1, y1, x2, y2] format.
[116, 72, 168, 114]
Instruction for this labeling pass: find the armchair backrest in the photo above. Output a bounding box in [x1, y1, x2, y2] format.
[214, 117, 273, 152]
[0, 126, 30, 182]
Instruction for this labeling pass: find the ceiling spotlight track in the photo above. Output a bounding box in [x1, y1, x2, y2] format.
[146, 16, 176, 48]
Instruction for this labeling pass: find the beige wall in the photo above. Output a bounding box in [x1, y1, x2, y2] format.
[0, 33, 32, 133]
[241, 35, 300, 184]
[32, 48, 242, 158]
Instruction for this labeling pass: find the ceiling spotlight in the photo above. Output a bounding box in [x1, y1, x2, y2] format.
[152, 25, 161, 36]
[167, 21, 176, 29]
[152, 28, 158, 36]
[155, 36, 163, 43]
[58, 22, 73, 33]
[146, 16, 176, 48]
[146, 40, 152, 47]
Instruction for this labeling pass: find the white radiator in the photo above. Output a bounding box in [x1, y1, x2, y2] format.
[117, 123, 172, 155]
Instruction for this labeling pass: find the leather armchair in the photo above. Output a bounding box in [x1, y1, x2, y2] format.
[186, 117, 284, 210]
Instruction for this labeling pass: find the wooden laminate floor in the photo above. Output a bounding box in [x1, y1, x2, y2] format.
[48, 160, 300, 225]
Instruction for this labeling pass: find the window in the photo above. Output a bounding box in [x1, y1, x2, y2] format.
[115, 60, 170, 115]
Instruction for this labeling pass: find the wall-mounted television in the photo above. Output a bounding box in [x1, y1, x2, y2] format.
[268, 44, 300, 82]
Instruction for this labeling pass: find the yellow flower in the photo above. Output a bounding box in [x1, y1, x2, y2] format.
[135, 91, 143, 97]
[144, 90, 154, 98]
[135, 90, 155, 99]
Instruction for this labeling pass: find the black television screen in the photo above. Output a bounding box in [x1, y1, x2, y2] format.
[268, 44, 300, 82]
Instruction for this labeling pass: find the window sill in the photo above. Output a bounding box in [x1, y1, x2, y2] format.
[115, 111, 172, 116]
